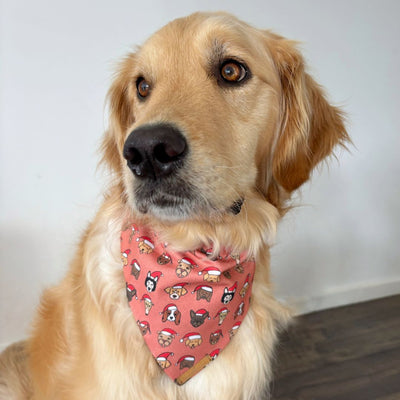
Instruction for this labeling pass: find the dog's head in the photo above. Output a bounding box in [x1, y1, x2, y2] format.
[102, 12, 348, 246]
[161, 305, 181, 325]
[165, 285, 188, 300]
[157, 331, 175, 348]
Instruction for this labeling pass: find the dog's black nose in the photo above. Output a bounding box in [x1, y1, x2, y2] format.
[123, 124, 187, 179]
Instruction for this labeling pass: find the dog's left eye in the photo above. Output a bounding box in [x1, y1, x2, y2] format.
[220, 60, 248, 83]
[136, 77, 151, 99]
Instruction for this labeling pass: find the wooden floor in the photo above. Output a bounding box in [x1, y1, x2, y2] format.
[271, 295, 400, 400]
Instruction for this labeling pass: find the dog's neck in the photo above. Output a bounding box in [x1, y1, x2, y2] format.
[125, 191, 280, 259]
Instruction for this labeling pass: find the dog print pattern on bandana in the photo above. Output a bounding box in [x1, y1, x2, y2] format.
[121, 223, 255, 385]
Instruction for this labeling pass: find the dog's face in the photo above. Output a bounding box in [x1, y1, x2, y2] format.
[217, 310, 229, 325]
[157, 252, 172, 265]
[143, 299, 153, 315]
[203, 273, 220, 283]
[164, 286, 188, 300]
[185, 337, 202, 349]
[137, 241, 153, 254]
[221, 287, 236, 305]
[103, 12, 348, 225]
[175, 260, 195, 278]
[161, 306, 181, 325]
[157, 359, 171, 370]
[137, 320, 150, 336]
[157, 332, 175, 348]
[190, 310, 210, 328]
[209, 331, 223, 345]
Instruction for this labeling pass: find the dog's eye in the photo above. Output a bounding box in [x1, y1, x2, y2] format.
[220, 60, 247, 83]
[136, 78, 151, 99]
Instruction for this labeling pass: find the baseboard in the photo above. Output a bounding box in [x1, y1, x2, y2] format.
[285, 277, 400, 315]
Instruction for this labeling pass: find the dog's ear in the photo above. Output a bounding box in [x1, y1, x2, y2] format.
[100, 53, 136, 173]
[175, 311, 181, 326]
[161, 311, 168, 323]
[263, 34, 349, 207]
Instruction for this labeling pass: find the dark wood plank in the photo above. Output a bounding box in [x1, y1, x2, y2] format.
[271, 295, 400, 400]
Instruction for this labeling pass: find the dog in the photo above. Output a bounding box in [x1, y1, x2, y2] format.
[180, 333, 203, 349]
[157, 328, 177, 348]
[140, 294, 154, 315]
[175, 257, 198, 278]
[137, 320, 151, 336]
[190, 309, 210, 328]
[0, 11, 349, 400]
[164, 283, 188, 300]
[161, 304, 182, 325]
[209, 329, 224, 345]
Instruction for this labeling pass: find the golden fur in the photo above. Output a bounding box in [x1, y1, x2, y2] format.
[0, 12, 349, 400]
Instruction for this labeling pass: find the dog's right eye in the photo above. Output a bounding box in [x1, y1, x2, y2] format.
[136, 78, 151, 99]
[219, 60, 249, 84]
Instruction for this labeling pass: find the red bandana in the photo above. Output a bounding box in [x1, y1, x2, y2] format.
[121, 223, 255, 385]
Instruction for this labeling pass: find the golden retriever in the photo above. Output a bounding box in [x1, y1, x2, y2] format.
[0, 11, 349, 400]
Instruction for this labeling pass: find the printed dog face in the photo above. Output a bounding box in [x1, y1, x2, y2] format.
[217, 310, 229, 325]
[157, 333, 173, 348]
[137, 320, 150, 336]
[221, 287, 236, 305]
[145, 275, 157, 292]
[164, 285, 188, 300]
[157, 359, 171, 370]
[157, 331, 176, 348]
[190, 310, 210, 328]
[203, 273, 220, 283]
[209, 330, 223, 345]
[161, 305, 181, 325]
[138, 241, 153, 254]
[185, 337, 202, 349]
[178, 357, 195, 370]
[175, 263, 192, 278]
[141, 297, 154, 315]
[175, 259, 197, 278]
[157, 252, 172, 265]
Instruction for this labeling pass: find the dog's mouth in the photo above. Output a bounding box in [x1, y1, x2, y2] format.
[132, 178, 244, 221]
[133, 176, 209, 220]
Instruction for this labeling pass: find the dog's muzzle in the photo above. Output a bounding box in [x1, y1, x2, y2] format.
[123, 124, 187, 180]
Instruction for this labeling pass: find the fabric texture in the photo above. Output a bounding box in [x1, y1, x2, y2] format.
[121, 223, 255, 384]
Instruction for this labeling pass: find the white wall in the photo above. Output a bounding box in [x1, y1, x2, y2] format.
[1, 0, 399, 348]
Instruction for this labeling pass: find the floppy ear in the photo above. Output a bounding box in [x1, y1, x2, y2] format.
[162, 311, 168, 323]
[175, 311, 181, 325]
[100, 53, 136, 174]
[265, 35, 349, 205]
